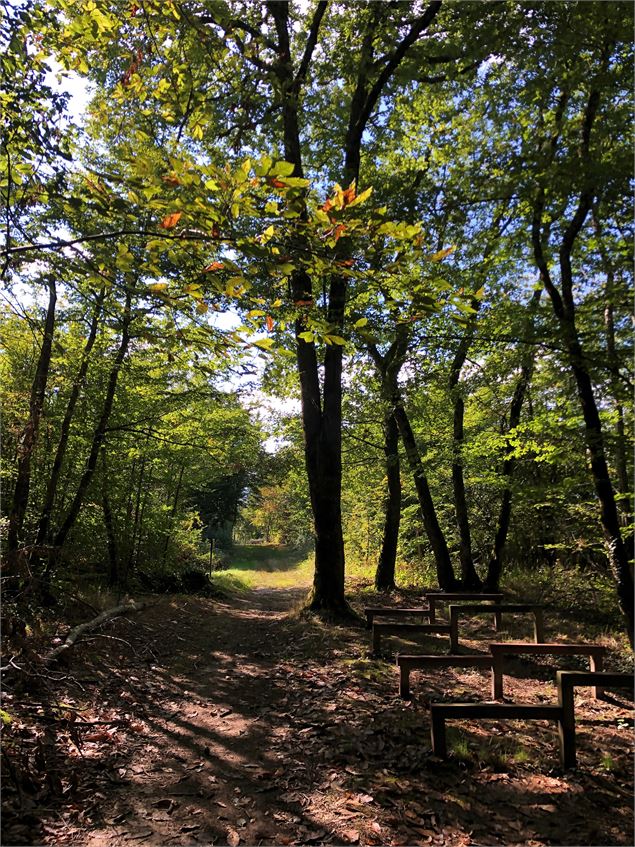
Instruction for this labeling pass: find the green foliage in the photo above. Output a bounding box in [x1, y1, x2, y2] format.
[1, 0, 632, 634]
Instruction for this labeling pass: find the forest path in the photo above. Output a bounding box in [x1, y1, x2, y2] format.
[3, 575, 633, 847]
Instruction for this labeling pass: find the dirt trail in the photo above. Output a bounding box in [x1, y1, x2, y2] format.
[2, 579, 633, 847]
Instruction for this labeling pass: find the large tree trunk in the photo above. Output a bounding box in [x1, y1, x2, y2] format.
[267, 0, 442, 614]
[486, 287, 542, 589]
[375, 409, 401, 591]
[35, 287, 105, 553]
[51, 285, 133, 557]
[6, 278, 57, 559]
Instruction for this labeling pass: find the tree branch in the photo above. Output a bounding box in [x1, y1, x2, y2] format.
[294, 1, 328, 92]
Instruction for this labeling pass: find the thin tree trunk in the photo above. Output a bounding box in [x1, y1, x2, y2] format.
[375, 409, 401, 591]
[393, 401, 457, 590]
[126, 455, 146, 582]
[101, 447, 119, 587]
[7, 278, 57, 558]
[592, 204, 632, 525]
[533, 182, 634, 643]
[35, 287, 105, 552]
[162, 464, 185, 563]
[51, 285, 134, 557]
[448, 310, 482, 589]
[486, 287, 542, 589]
[369, 334, 456, 590]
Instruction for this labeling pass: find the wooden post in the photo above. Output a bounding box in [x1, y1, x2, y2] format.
[533, 607, 546, 642]
[430, 709, 447, 757]
[372, 625, 381, 656]
[557, 672, 577, 769]
[589, 652, 604, 699]
[428, 597, 437, 623]
[491, 652, 504, 700]
[449, 607, 459, 652]
[399, 662, 410, 699]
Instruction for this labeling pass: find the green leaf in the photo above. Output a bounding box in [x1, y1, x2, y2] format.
[271, 161, 295, 176]
[254, 338, 275, 350]
[354, 317, 368, 328]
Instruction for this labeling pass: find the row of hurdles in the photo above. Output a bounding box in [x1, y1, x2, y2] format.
[364, 590, 632, 769]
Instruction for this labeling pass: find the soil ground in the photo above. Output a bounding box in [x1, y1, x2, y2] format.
[2, 546, 633, 847]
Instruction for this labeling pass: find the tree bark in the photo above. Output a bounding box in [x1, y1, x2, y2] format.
[162, 464, 185, 564]
[375, 409, 401, 591]
[101, 447, 119, 587]
[369, 333, 456, 590]
[592, 204, 632, 526]
[533, 188, 634, 643]
[6, 278, 57, 558]
[485, 287, 542, 589]
[267, 0, 442, 614]
[393, 401, 457, 590]
[35, 287, 105, 552]
[51, 285, 134, 556]
[448, 310, 482, 589]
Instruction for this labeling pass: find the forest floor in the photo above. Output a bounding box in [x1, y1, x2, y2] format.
[1, 545, 633, 847]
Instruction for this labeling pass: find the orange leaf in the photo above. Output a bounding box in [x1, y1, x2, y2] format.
[322, 198, 334, 212]
[336, 258, 354, 267]
[332, 224, 347, 241]
[159, 212, 182, 229]
[269, 178, 286, 189]
[266, 315, 274, 332]
[161, 173, 181, 187]
[294, 299, 313, 307]
[203, 261, 224, 272]
[342, 185, 356, 205]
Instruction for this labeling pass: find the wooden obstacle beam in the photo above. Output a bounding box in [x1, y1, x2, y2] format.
[449, 604, 545, 652]
[364, 607, 432, 630]
[489, 641, 607, 700]
[557, 670, 633, 769]
[430, 702, 562, 759]
[430, 670, 633, 768]
[371, 621, 451, 656]
[421, 592, 503, 623]
[396, 653, 493, 699]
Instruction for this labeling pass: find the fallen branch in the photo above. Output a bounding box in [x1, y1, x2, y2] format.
[43, 600, 151, 666]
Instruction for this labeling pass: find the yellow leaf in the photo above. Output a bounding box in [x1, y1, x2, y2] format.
[429, 246, 455, 262]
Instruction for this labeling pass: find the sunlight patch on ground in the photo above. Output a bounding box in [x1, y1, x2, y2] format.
[217, 545, 314, 589]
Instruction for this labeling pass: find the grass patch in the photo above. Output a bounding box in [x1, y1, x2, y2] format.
[218, 544, 314, 589]
[340, 657, 394, 683]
